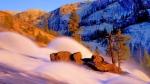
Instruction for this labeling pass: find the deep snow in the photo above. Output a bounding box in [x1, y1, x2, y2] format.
[0, 32, 150, 84]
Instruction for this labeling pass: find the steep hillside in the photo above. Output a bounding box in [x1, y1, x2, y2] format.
[0, 11, 55, 46]
[47, 0, 150, 64]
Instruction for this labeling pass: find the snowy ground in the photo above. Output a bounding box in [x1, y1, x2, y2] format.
[0, 32, 150, 84]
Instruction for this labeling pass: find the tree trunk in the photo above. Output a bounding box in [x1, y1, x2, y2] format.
[108, 34, 115, 64]
[118, 54, 121, 69]
[117, 40, 121, 69]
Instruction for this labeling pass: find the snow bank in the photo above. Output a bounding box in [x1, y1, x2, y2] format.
[0, 32, 38, 54]
[35, 62, 101, 84]
[122, 60, 150, 82]
[0, 32, 56, 60]
[48, 37, 92, 58]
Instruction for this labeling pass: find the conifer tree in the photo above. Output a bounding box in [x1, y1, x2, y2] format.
[106, 33, 115, 64]
[94, 46, 100, 55]
[113, 29, 130, 69]
[69, 11, 79, 33]
[68, 10, 80, 41]
[106, 29, 130, 71]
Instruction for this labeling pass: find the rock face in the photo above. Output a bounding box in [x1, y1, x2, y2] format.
[47, 0, 150, 63]
[50, 51, 120, 73]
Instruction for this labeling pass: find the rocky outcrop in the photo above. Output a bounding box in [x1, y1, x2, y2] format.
[50, 51, 120, 73]
[50, 51, 83, 64]
[50, 51, 71, 62]
[88, 54, 120, 73]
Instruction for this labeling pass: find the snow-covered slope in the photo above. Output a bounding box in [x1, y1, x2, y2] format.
[0, 32, 150, 84]
[0, 32, 55, 60]
[124, 22, 150, 63]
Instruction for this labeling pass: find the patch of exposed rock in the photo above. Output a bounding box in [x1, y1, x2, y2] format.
[50, 51, 120, 73]
[50, 51, 83, 65]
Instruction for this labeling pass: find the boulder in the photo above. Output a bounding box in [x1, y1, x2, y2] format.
[50, 51, 83, 64]
[92, 54, 104, 64]
[71, 52, 83, 64]
[91, 54, 120, 73]
[50, 53, 57, 61]
[50, 51, 71, 62]
[94, 62, 120, 73]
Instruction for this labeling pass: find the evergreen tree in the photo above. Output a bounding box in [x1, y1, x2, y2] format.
[94, 46, 100, 55]
[69, 11, 80, 34]
[113, 29, 130, 69]
[106, 29, 130, 71]
[106, 33, 115, 64]
[68, 10, 81, 41]
[72, 32, 81, 42]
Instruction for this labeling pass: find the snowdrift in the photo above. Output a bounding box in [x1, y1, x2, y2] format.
[0, 32, 150, 84]
[0, 32, 56, 60]
[48, 37, 92, 58]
